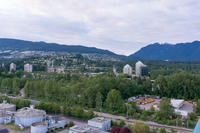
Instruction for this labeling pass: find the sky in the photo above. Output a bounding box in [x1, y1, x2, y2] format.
[0, 0, 199, 56]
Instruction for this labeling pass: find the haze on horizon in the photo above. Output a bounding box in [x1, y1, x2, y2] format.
[0, 0, 199, 56]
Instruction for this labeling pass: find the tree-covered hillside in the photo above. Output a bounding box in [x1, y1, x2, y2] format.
[129, 41, 200, 60]
[0, 38, 116, 55]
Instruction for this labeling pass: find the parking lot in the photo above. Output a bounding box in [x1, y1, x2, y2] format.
[139, 99, 161, 110]
[179, 103, 193, 113]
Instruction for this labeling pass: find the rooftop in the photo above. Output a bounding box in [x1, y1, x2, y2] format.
[124, 64, 131, 67]
[0, 101, 16, 110]
[32, 122, 47, 126]
[136, 61, 143, 65]
[89, 117, 111, 124]
[70, 125, 107, 133]
[70, 125, 91, 132]
[171, 99, 184, 108]
[15, 106, 46, 117]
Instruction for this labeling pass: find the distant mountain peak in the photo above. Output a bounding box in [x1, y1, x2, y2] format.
[129, 41, 200, 61]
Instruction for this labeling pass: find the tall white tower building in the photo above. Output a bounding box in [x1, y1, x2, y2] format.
[135, 61, 149, 76]
[10, 63, 16, 72]
[24, 63, 33, 72]
[123, 64, 132, 75]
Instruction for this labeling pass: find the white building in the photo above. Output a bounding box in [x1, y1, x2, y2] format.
[128, 97, 136, 102]
[123, 64, 132, 75]
[135, 61, 149, 76]
[69, 125, 107, 133]
[174, 109, 188, 118]
[56, 67, 65, 73]
[69, 117, 110, 133]
[10, 63, 16, 72]
[47, 67, 55, 73]
[24, 63, 33, 73]
[171, 99, 184, 109]
[88, 117, 111, 132]
[69, 125, 91, 133]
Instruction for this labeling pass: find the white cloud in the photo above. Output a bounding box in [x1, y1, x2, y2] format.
[0, 0, 199, 55]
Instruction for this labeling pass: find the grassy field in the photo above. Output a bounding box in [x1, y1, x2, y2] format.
[1, 121, 30, 131]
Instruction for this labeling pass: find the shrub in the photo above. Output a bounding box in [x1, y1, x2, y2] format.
[119, 120, 126, 127]
[159, 128, 166, 133]
[110, 126, 121, 133]
[67, 121, 74, 129]
[119, 127, 132, 133]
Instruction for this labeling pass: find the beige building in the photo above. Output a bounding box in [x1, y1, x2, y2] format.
[10, 63, 16, 72]
[123, 64, 132, 75]
[24, 63, 33, 72]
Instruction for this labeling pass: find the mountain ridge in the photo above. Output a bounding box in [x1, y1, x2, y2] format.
[0, 38, 116, 55]
[129, 41, 200, 61]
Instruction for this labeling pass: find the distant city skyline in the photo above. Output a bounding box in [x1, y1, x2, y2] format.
[0, 0, 199, 55]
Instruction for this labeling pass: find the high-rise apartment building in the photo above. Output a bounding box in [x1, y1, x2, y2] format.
[24, 63, 33, 73]
[123, 64, 132, 75]
[135, 61, 149, 76]
[10, 63, 16, 72]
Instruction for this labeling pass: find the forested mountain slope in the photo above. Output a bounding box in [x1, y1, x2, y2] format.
[129, 41, 200, 61]
[0, 38, 116, 55]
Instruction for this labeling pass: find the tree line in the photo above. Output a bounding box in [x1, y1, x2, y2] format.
[153, 73, 200, 100]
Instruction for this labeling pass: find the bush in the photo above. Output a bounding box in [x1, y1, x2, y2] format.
[170, 128, 176, 133]
[159, 128, 166, 133]
[67, 121, 74, 129]
[87, 110, 94, 119]
[119, 127, 132, 133]
[110, 126, 121, 133]
[119, 120, 126, 127]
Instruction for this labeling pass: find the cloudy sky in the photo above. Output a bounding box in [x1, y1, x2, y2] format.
[0, 0, 199, 55]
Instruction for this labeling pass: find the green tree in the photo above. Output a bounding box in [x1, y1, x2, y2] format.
[195, 100, 200, 115]
[95, 92, 103, 109]
[24, 81, 30, 97]
[159, 128, 166, 133]
[150, 106, 155, 114]
[75, 107, 84, 118]
[87, 110, 94, 119]
[170, 128, 176, 133]
[65, 107, 72, 116]
[155, 97, 174, 120]
[12, 79, 20, 95]
[105, 89, 125, 113]
[119, 120, 126, 127]
[67, 121, 74, 129]
[131, 120, 149, 133]
[62, 105, 67, 115]
[152, 126, 158, 133]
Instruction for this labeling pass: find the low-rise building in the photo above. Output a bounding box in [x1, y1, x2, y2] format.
[69, 117, 111, 133]
[69, 125, 107, 133]
[171, 99, 184, 109]
[56, 67, 65, 73]
[47, 67, 55, 72]
[128, 97, 136, 102]
[174, 109, 188, 118]
[88, 117, 111, 132]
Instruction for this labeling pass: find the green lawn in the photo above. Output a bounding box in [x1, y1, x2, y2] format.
[1, 121, 30, 131]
